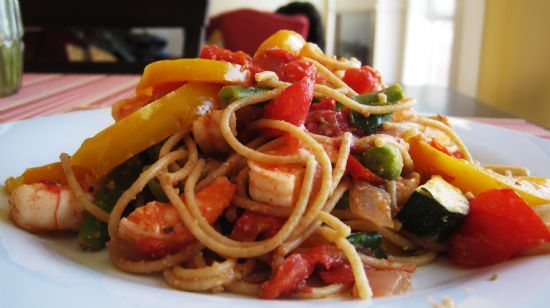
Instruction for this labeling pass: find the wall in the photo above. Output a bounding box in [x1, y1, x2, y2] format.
[477, 0, 550, 128]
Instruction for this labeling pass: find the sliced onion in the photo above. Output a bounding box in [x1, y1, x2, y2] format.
[367, 270, 412, 297]
[350, 181, 393, 227]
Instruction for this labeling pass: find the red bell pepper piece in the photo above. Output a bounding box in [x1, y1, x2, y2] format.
[448, 189, 550, 267]
[346, 155, 385, 185]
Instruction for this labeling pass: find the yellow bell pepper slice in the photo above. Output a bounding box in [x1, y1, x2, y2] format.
[254, 30, 306, 57]
[408, 136, 550, 206]
[5, 82, 220, 194]
[136, 59, 250, 95]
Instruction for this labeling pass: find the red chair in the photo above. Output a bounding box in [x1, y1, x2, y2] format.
[207, 9, 309, 55]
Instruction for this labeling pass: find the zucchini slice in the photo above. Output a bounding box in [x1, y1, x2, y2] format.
[396, 175, 469, 241]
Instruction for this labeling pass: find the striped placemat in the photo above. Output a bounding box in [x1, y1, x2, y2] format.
[1, 73, 549, 140]
[469, 117, 550, 140]
[1, 73, 138, 122]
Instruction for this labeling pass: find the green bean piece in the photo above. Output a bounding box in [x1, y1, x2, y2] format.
[353, 84, 404, 105]
[349, 112, 393, 135]
[219, 85, 270, 107]
[346, 231, 387, 258]
[77, 156, 143, 251]
[347, 84, 404, 134]
[361, 145, 404, 180]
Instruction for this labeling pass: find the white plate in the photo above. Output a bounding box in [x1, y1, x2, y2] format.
[1, 109, 549, 308]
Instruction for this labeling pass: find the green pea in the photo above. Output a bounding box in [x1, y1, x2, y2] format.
[362, 145, 403, 180]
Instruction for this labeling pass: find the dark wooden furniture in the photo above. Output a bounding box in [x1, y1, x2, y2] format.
[20, 0, 209, 73]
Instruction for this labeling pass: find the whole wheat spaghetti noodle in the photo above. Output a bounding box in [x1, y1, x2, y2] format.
[8, 30, 549, 303]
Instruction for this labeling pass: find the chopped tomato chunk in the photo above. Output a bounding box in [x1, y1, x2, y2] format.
[318, 262, 356, 284]
[263, 75, 315, 132]
[260, 245, 345, 299]
[310, 98, 336, 111]
[260, 254, 313, 299]
[200, 44, 252, 67]
[276, 60, 327, 84]
[252, 48, 298, 72]
[231, 211, 284, 241]
[342, 65, 382, 94]
[448, 189, 550, 267]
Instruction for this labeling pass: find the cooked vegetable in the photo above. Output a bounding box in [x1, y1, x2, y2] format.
[219, 85, 270, 106]
[448, 189, 550, 267]
[4, 82, 220, 193]
[263, 74, 314, 129]
[350, 112, 393, 135]
[350, 180, 393, 227]
[349, 84, 404, 134]
[255, 29, 306, 57]
[276, 60, 318, 83]
[347, 231, 387, 258]
[361, 145, 404, 180]
[346, 155, 385, 185]
[136, 59, 250, 93]
[77, 156, 143, 251]
[396, 176, 469, 241]
[407, 135, 550, 206]
[353, 84, 404, 105]
[342, 65, 382, 94]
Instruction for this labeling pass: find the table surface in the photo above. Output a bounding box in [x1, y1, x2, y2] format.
[1, 73, 549, 139]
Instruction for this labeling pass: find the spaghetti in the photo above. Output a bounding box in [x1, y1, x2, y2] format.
[7, 30, 550, 302]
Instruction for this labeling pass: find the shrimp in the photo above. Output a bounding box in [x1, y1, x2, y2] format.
[118, 177, 236, 257]
[247, 160, 304, 207]
[8, 182, 85, 232]
[192, 110, 235, 155]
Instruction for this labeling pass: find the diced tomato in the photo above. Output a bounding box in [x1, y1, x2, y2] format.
[231, 211, 284, 241]
[448, 189, 550, 267]
[199, 44, 252, 67]
[306, 99, 365, 138]
[302, 244, 344, 267]
[343, 65, 382, 94]
[276, 60, 316, 83]
[305, 110, 348, 137]
[260, 254, 313, 299]
[275, 59, 329, 85]
[252, 48, 299, 72]
[263, 75, 315, 131]
[310, 98, 336, 111]
[346, 155, 386, 185]
[318, 262, 356, 284]
[260, 245, 344, 299]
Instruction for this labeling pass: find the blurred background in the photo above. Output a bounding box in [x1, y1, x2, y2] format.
[19, 0, 550, 128]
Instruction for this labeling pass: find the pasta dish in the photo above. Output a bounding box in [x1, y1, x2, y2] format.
[4, 30, 550, 300]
